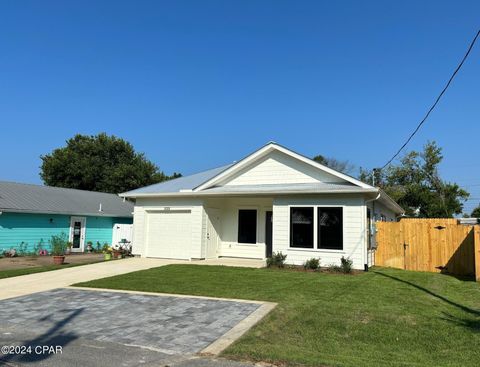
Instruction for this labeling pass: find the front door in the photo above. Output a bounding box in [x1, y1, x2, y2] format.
[69, 216, 86, 252]
[206, 209, 221, 259]
[265, 211, 273, 258]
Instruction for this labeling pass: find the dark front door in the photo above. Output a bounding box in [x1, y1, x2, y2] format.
[265, 211, 273, 258]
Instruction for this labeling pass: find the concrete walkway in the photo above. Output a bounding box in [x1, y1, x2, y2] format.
[0, 258, 183, 300]
[0, 257, 265, 300]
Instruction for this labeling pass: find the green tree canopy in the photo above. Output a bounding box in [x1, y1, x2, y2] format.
[359, 141, 469, 218]
[471, 206, 480, 218]
[40, 133, 181, 193]
[313, 155, 354, 174]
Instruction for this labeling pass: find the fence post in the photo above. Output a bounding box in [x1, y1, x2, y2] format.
[475, 226, 480, 282]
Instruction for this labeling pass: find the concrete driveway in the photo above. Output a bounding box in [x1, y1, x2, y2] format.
[0, 258, 186, 300]
[0, 288, 274, 367]
[0, 257, 265, 301]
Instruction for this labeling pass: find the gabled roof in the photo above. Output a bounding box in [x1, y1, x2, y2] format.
[120, 142, 403, 214]
[122, 142, 373, 198]
[0, 181, 133, 217]
[194, 142, 372, 191]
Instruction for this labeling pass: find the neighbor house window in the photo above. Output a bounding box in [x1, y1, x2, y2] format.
[317, 207, 343, 250]
[290, 207, 314, 248]
[238, 209, 257, 244]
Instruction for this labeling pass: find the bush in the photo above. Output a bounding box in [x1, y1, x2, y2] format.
[303, 258, 320, 270]
[50, 233, 68, 256]
[266, 252, 287, 268]
[327, 264, 341, 272]
[327, 256, 353, 274]
[340, 256, 353, 273]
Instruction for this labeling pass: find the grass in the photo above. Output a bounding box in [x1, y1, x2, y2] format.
[0, 259, 105, 279]
[75, 265, 480, 367]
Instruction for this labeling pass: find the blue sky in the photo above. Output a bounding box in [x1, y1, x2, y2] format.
[0, 1, 479, 212]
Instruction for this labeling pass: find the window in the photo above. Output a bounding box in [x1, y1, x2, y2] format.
[367, 208, 372, 250]
[317, 207, 343, 250]
[290, 207, 314, 248]
[238, 209, 257, 244]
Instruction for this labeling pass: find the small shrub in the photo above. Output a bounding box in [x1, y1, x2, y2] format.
[50, 233, 68, 256]
[102, 243, 110, 253]
[340, 256, 353, 274]
[303, 257, 320, 270]
[327, 256, 353, 274]
[266, 252, 287, 268]
[327, 264, 341, 272]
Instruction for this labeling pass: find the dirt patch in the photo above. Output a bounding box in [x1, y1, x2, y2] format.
[0, 253, 104, 270]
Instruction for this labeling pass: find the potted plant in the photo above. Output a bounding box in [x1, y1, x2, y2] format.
[112, 244, 122, 259]
[65, 242, 73, 255]
[86, 241, 93, 253]
[50, 233, 68, 265]
[102, 244, 112, 260]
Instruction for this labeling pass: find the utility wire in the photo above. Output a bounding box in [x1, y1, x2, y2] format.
[380, 28, 480, 170]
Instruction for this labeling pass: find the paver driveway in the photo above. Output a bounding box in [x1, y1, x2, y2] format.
[0, 288, 262, 367]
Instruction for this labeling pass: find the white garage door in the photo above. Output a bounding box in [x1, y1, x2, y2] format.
[146, 210, 192, 259]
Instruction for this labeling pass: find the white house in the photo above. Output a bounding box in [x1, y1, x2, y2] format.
[121, 143, 403, 270]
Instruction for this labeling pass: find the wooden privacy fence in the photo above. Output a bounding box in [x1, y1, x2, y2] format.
[375, 218, 480, 281]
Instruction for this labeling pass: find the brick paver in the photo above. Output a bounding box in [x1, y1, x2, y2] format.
[0, 288, 259, 355]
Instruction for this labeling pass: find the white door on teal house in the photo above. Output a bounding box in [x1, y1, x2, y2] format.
[69, 216, 86, 252]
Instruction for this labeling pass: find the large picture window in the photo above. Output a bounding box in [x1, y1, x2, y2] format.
[290, 207, 314, 248]
[238, 209, 257, 244]
[317, 207, 343, 250]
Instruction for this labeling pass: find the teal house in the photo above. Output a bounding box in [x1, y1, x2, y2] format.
[0, 181, 133, 254]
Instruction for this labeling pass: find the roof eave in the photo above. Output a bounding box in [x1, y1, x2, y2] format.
[0, 208, 133, 218]
[120, 188, 379, 198]
[378, 189, 405, 215]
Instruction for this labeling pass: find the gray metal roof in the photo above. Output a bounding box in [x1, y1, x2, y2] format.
[0, 181, 133, 217]
[122, 164, 233, 195]
[201, 182, 371, 194]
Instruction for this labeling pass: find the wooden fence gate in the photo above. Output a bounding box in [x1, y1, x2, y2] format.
[375, 219, 480, 280]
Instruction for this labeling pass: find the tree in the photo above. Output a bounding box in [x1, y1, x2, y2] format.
[359, 141, 469, 218]
[471, 206, 480, 218]
[313, 155, 354, 174]
[40, 133, 181, 193]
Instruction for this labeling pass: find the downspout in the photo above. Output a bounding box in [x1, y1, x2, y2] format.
[364, 191, 381, 271]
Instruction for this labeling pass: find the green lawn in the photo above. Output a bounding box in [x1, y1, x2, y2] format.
[75, 265, 480, 367]
[0, 260, 104, 279]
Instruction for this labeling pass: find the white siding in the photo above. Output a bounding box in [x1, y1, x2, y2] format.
[220, 150, 344, 186]
[369, 200, 397, 222]
[273, 195, 367, 270]
[132, 197, 203, 258]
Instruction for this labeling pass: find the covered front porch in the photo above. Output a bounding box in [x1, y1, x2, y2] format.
[202, 197, 274, 260]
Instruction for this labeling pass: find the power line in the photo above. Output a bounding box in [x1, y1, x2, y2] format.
[380, 28, 480, 170]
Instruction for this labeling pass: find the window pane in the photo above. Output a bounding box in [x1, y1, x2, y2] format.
[290, 207, 314, 248]
[317, 207, 343, 250]
[238, 210, 257, 244]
